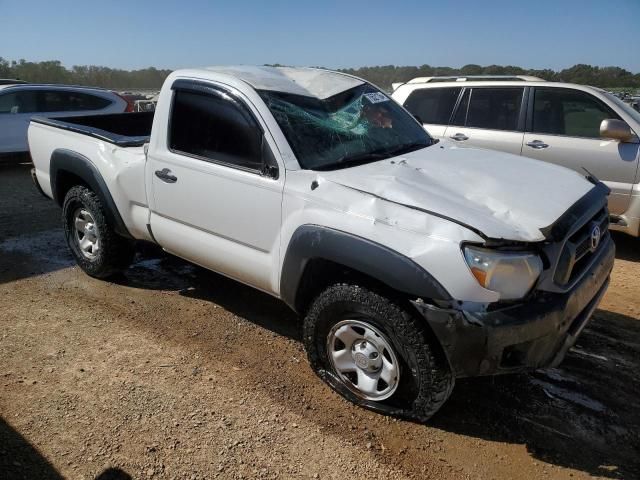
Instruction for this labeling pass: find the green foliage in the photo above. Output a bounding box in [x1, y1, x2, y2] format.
[1, 57, 638, 92]
[0, 57, 172, 89]
[339, 63, 640, 92]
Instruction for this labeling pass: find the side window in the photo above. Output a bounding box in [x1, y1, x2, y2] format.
[532, 88, 618, 138]
[39, 91, 111, 112]
[71, 92, 111, 110]
[0, 91, 38, 114]
[451, 89, 470, 126]
[402, 87, 461, 125]
[169, 89, 263, 171]
[465, 88, 524, 131]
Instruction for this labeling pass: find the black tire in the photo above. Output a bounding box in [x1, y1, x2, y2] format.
[303, 283, 454, 422]
[62, 186, 134, 278]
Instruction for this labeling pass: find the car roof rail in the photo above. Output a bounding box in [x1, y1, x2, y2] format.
[0, 79, 28, 85]
[1, 83, 111, 92]
[397, 75, 546, 87]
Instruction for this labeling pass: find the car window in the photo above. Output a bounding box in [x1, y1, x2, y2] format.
[0, 91, 39, 114]
[451, 88, 470, 126]
[466, 88, 524, 131]
[38, 91, 112, 112]
[532, 88, 619, 138]
[602, 91, 640, 126]
[169, 89, 263, 171]
[402, 87, 461, 125]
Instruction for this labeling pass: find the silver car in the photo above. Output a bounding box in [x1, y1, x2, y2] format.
[0, 83, 132, 161]
[392, 76, 640, 237]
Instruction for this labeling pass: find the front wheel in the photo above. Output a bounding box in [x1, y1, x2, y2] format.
[303, 284, 454, 422]
[62, 186, 134, 278]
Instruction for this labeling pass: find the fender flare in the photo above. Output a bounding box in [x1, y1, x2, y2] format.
[280, 225, 451, 312]
[50, 148, 133, 239]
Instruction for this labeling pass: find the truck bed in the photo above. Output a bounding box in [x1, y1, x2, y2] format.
[30, 112, 154, 147]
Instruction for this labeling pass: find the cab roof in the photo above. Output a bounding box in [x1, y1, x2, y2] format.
[200, 66, 365, 99]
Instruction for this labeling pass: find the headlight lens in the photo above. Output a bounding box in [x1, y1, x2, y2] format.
[463, 246, 543, 300]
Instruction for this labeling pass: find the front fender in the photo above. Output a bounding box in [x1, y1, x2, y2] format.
[280, 225, 451, 312]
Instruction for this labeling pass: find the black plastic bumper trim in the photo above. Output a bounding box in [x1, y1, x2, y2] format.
[413, 235, 614, 378]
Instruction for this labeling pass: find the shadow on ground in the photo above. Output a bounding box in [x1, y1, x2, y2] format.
[114, 243, 302, 342]
[432, 307, 640, 478]
[0, 417, 132, 480]
[95, 467, 132, 480]
[611, 231, 640, 262]
[0, 417, 63, 480]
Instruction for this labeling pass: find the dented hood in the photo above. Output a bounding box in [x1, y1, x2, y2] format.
[318, 142, 594, 242]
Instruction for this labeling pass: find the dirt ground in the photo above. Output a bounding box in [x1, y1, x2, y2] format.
[1, 163, 639, 480]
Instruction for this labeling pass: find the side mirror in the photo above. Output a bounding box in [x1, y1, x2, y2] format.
[600, 119, 637, 143]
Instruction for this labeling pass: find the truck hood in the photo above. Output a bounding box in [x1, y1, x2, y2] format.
[318, 141, 594, 242]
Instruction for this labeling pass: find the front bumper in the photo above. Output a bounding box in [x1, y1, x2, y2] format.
[413, 235, 615, 378]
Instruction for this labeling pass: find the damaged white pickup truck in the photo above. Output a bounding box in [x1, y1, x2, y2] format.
[29, 66, 614, 420]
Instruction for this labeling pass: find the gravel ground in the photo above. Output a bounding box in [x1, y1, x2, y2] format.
[1, 164, 639, 480]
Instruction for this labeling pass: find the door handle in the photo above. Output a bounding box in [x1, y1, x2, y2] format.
[155, 168, 177, 183]
[450, 133, 469, 141]
[526, 140, 549, 149]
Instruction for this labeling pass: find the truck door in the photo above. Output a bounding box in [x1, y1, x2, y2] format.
[522, 87, 639, 215]
[146, 80, 284, 294]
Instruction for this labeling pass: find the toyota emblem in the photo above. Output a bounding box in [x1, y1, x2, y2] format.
[590, 225, 601, 252]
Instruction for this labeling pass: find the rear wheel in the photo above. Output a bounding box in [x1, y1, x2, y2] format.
[62, 186, 134, 278]
[303, 283, 454, 422]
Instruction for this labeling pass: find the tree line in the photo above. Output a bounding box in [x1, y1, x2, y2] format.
[0, 58, 171, 90]
[340, 64, 640, 91]
[1, 57, 639, 91]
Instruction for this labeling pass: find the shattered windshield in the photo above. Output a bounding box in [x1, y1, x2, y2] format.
[259, 84, 433, 170]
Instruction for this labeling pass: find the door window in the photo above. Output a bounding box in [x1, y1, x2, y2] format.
[169, 89, 263, 171]
[402, 87, 461, 125]
[39, 91, 112, 112]
[0, 91, 38, 114]
[465, 88, 524, 131]
[532, 88, 619, 138]
[451, 89, 470, 126]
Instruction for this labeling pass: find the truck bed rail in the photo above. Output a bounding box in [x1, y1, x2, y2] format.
[31, 112, 154, 147]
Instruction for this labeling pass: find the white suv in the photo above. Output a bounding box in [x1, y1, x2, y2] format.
[392, 76, 640, 237]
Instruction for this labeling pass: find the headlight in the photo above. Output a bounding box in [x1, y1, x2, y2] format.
[463, 245, 543, 300]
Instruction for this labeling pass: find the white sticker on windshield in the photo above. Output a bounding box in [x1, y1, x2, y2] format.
[363, 92, 389, 104]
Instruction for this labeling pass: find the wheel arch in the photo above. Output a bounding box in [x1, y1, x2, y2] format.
[280, 225, 451, 315]
[50, 148, 133, 239]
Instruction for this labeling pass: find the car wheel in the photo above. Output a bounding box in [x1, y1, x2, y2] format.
[303, 283, 454, 422]
[62, 186, 134, 278]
